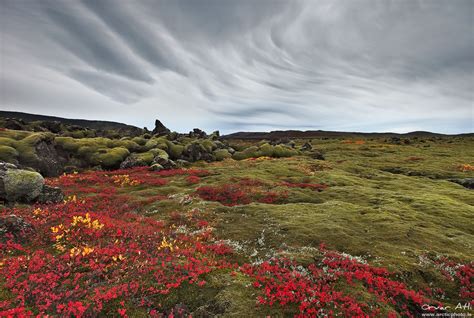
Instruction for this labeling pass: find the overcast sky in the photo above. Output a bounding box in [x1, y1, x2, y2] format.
[1, 0, 473, 134]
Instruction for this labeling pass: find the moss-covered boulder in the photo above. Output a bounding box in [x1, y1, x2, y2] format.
[2, 168, 44, 203]
[167, 142, 185, 160]
[258, 143, 275, 157]
[273, 145, 298, 157]
[213, 149, 232, 161]
[92, 147, 130, 169]
[232, 146, 260, 160]
[0, 145, 19, 163]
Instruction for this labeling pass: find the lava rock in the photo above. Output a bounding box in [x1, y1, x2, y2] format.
[120, 155, 148, 169]
[152, 156, 177, 169]
[451, 178, 474, 189]
[300, 142, 312, 151]
[37, 185, 64, 204]
[0, 214, 34, 242]
[34, 140, 65, 177]
[152, 119, 170, 136]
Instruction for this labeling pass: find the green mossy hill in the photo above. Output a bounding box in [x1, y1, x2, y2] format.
[0, 130, 55, 167]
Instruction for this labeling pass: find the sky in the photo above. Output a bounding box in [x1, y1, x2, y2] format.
[1, 0, 473, 134]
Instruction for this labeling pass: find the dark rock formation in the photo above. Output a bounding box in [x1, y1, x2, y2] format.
[451, 178, 474, 189]
[152, 119, 170, 135]
[120, 155, 148, 169]
[37, 185, 64, 204]
[300, 142, 312, 151]
[33, 140, 66, 177]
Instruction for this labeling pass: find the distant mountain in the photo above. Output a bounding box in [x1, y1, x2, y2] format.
[0, 110, 143, 134]
[223, 130, 473, 140]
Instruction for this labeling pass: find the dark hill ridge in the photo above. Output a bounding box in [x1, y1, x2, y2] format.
[222, 130, 474, 140]
[0, 110, 143, 134]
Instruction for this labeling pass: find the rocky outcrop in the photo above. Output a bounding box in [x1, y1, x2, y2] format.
[152, 119, 170, 136]
[33, 140, 66, 177]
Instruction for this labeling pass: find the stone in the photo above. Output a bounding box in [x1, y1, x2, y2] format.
[1, 166, 44, 203]
[149, 163, 164, 171]
[300, 142, 312, 151]
[37, 185, 64, 204]
[451, 178, 474, 189]
[152, 119, 170, 136]
[152, 156, 177, 169]
[120, 155, 148, 169]
[0, 214, 34, 242]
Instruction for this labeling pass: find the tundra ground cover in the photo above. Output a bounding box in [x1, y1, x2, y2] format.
[1, 137, 473, 317]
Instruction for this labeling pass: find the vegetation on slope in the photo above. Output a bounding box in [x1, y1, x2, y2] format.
[1, 136, 473, 316]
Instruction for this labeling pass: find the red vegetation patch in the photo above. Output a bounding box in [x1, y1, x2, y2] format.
[196, 178, 288, 206]
[1, 168, 469, 317]
[186, 175, 201, 184]
[241, 246, 433, 318]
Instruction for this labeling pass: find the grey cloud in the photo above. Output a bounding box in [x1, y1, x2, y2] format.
[68, 69, 150, 104]
[43, 4, 154, 83]
[81, 0, 187, 75]
[1, 0, 473, 133]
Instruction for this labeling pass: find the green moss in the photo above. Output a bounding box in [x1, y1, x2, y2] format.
[4, 169, 44, 202]
[92, 147, 130, 169]
[258, 143, 274, 157]
[273, 144, 297, 157]
[232, 146, 260, 160]
[132, 136, 147, 146]
[114, 140, 141, 152]
[167, 143, 184, 159]
[0, 137, 15, 147]
[213, 149, 231, 161]
[201, 139, 217, 152]
[55, 137, 80, 152]
[0, 145, 19, 162]
[145, 137, 169, 150]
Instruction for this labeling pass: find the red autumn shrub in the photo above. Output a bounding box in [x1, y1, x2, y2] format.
[196, 185, 250, 206]
[186, 175, 201, 184]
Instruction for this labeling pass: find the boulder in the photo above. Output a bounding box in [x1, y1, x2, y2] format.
[189, 128, 207, 139]
[152, 155, 177, 169]
[175, 159, 190, 168]
[152, 119, 170, 136]
[1, 165, 44, 203]
[39, 121, 62, 133]
[149, 163, 164, 171]
[0, 214, 34, 242]
[33, 140, 65, 177]
[300, 142, 312, 151]
[451, 178, 474, 189]
[3, 118, 26, 130]
[120, 155, 148, 169]
[37, 185, 64, 204]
